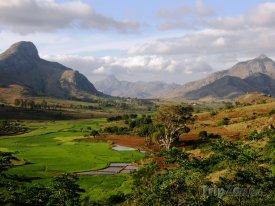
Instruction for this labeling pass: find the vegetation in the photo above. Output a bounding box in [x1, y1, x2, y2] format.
[217, 117, 230, 126]
[0, 152, 84, 206]
[153, 105, 194, 150]
[131, 132, 275, 205]
[0, 96, 274, 205]
[0, 120, 28, 135]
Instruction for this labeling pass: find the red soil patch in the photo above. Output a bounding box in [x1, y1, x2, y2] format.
[106, 135, 145, 148]
[180, 134, 199, 141]
[79, 135, 145, 148]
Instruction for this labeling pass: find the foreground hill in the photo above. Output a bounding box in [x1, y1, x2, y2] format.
[94, 75, 180, 98]
[0, 41, 103, 102]
[171, 55, 275, 99]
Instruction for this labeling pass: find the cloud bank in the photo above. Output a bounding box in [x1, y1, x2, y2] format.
[0, 0, 140, 34]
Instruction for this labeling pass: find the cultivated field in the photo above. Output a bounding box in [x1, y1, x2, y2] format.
[0, 119, 144, 201]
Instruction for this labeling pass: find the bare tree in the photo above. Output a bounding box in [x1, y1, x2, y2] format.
[154, 105, 194, 151]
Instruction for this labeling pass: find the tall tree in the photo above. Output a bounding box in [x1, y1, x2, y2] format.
[154, 105, 194, 151]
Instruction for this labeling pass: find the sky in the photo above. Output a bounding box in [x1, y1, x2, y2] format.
[0, 0, 275, 84]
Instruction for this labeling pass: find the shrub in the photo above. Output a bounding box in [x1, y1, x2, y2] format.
[103, 126, 129, 135]
[210, 111, 218, 116]
[198, 131, 208, 140]
[90, 130, 99, 137]
[269, 109, 275, 116]
[129, 121, 136, 129]
[217, 117, 230, 126]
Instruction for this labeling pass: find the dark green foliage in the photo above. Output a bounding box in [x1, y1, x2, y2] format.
[48, 173, 84, 206]
[0, 152, 84, 206]
[103, 126, 130, 135]
[269, 109, 275, 116]
[224, 102, 233, 109]
[0, 151, 18, 172]
[107, 114, 138, 122]
[210, 110, 218, 116]
[246, 129, 275, 140]
[131, 162, 213, 206]
[129, 115, 153, 129]
[137, 124, 156, 137]
[217, 117, 230, 126]
[129, 121, 136, 128]
[131, 135, 275, 205]
[199, 131, 208, 140]
[0, 120, 28, 136]
[90, 130, 100, 137]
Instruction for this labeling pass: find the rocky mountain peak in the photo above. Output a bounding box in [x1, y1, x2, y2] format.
[1, 41, 40, 59]
[0, 41, 102, 99]
[254, 54, 273, 62]
[257, 54, 268, 59]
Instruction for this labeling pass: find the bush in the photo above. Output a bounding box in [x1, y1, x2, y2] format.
[129, 121, 136, 129]
[90, 130, 99, 137]
[269, 109, 275, 116]
[224, 102, 233, 109]
[217, 117, 230, 126]
[0, 120, 28, 135]
[242, 115, 249, 121]
[107, 114, 138, 122]
[210, 111, 218, 116]
[198, 131, 208, 140]
[103, 126, 129, 135]
[207, 133, 221, 139]
[198, 131, 221, 140]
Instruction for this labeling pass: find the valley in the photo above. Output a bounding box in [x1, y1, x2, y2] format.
[0, 41, 274, 205]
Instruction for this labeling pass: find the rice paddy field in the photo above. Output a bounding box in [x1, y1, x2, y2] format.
[0, 119, 145, 201]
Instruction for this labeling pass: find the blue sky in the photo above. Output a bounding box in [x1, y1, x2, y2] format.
[0, 0, 275, 84]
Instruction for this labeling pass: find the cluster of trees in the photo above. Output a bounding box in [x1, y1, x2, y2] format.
[14, 99, 50, 110]
[103, 105, 194, 150]
[247, 128, 275, 140]
[103, 126, 130, 135]
[127, 115, 152, 128]
[0, 152, 84, 206]
[131, 133, 275, 205]
[107, 114, 138, 122]
[0, 120, 28, 135]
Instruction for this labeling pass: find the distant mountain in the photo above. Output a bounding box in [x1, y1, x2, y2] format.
[94, 75, 180, 98]
[185, 73, 275, 99]
[170, 54, 275, 99]
[0, 41, 103, 102]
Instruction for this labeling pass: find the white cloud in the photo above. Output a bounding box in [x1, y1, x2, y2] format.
[44, 54, 213, 83]
[156, 6, 192, 19]
[0, 0, 140, 34]
[212, 37, 226, 47]
[248, 2, 275, 27]
[157, 21, 193, 31]
[195, 0, 215, 17]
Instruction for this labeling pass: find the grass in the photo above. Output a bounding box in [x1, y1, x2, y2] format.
[78, 175, 133, 201]
[0, 118, 145, 201]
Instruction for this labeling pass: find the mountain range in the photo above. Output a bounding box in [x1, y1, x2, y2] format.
[96, 54, 275, 100]
[0, 41, 103, 103]
[94, 75, 180, 98]
[0, 41, 274, 102]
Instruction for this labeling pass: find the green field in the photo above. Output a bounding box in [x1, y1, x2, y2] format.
[0, 119, 144, 201]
